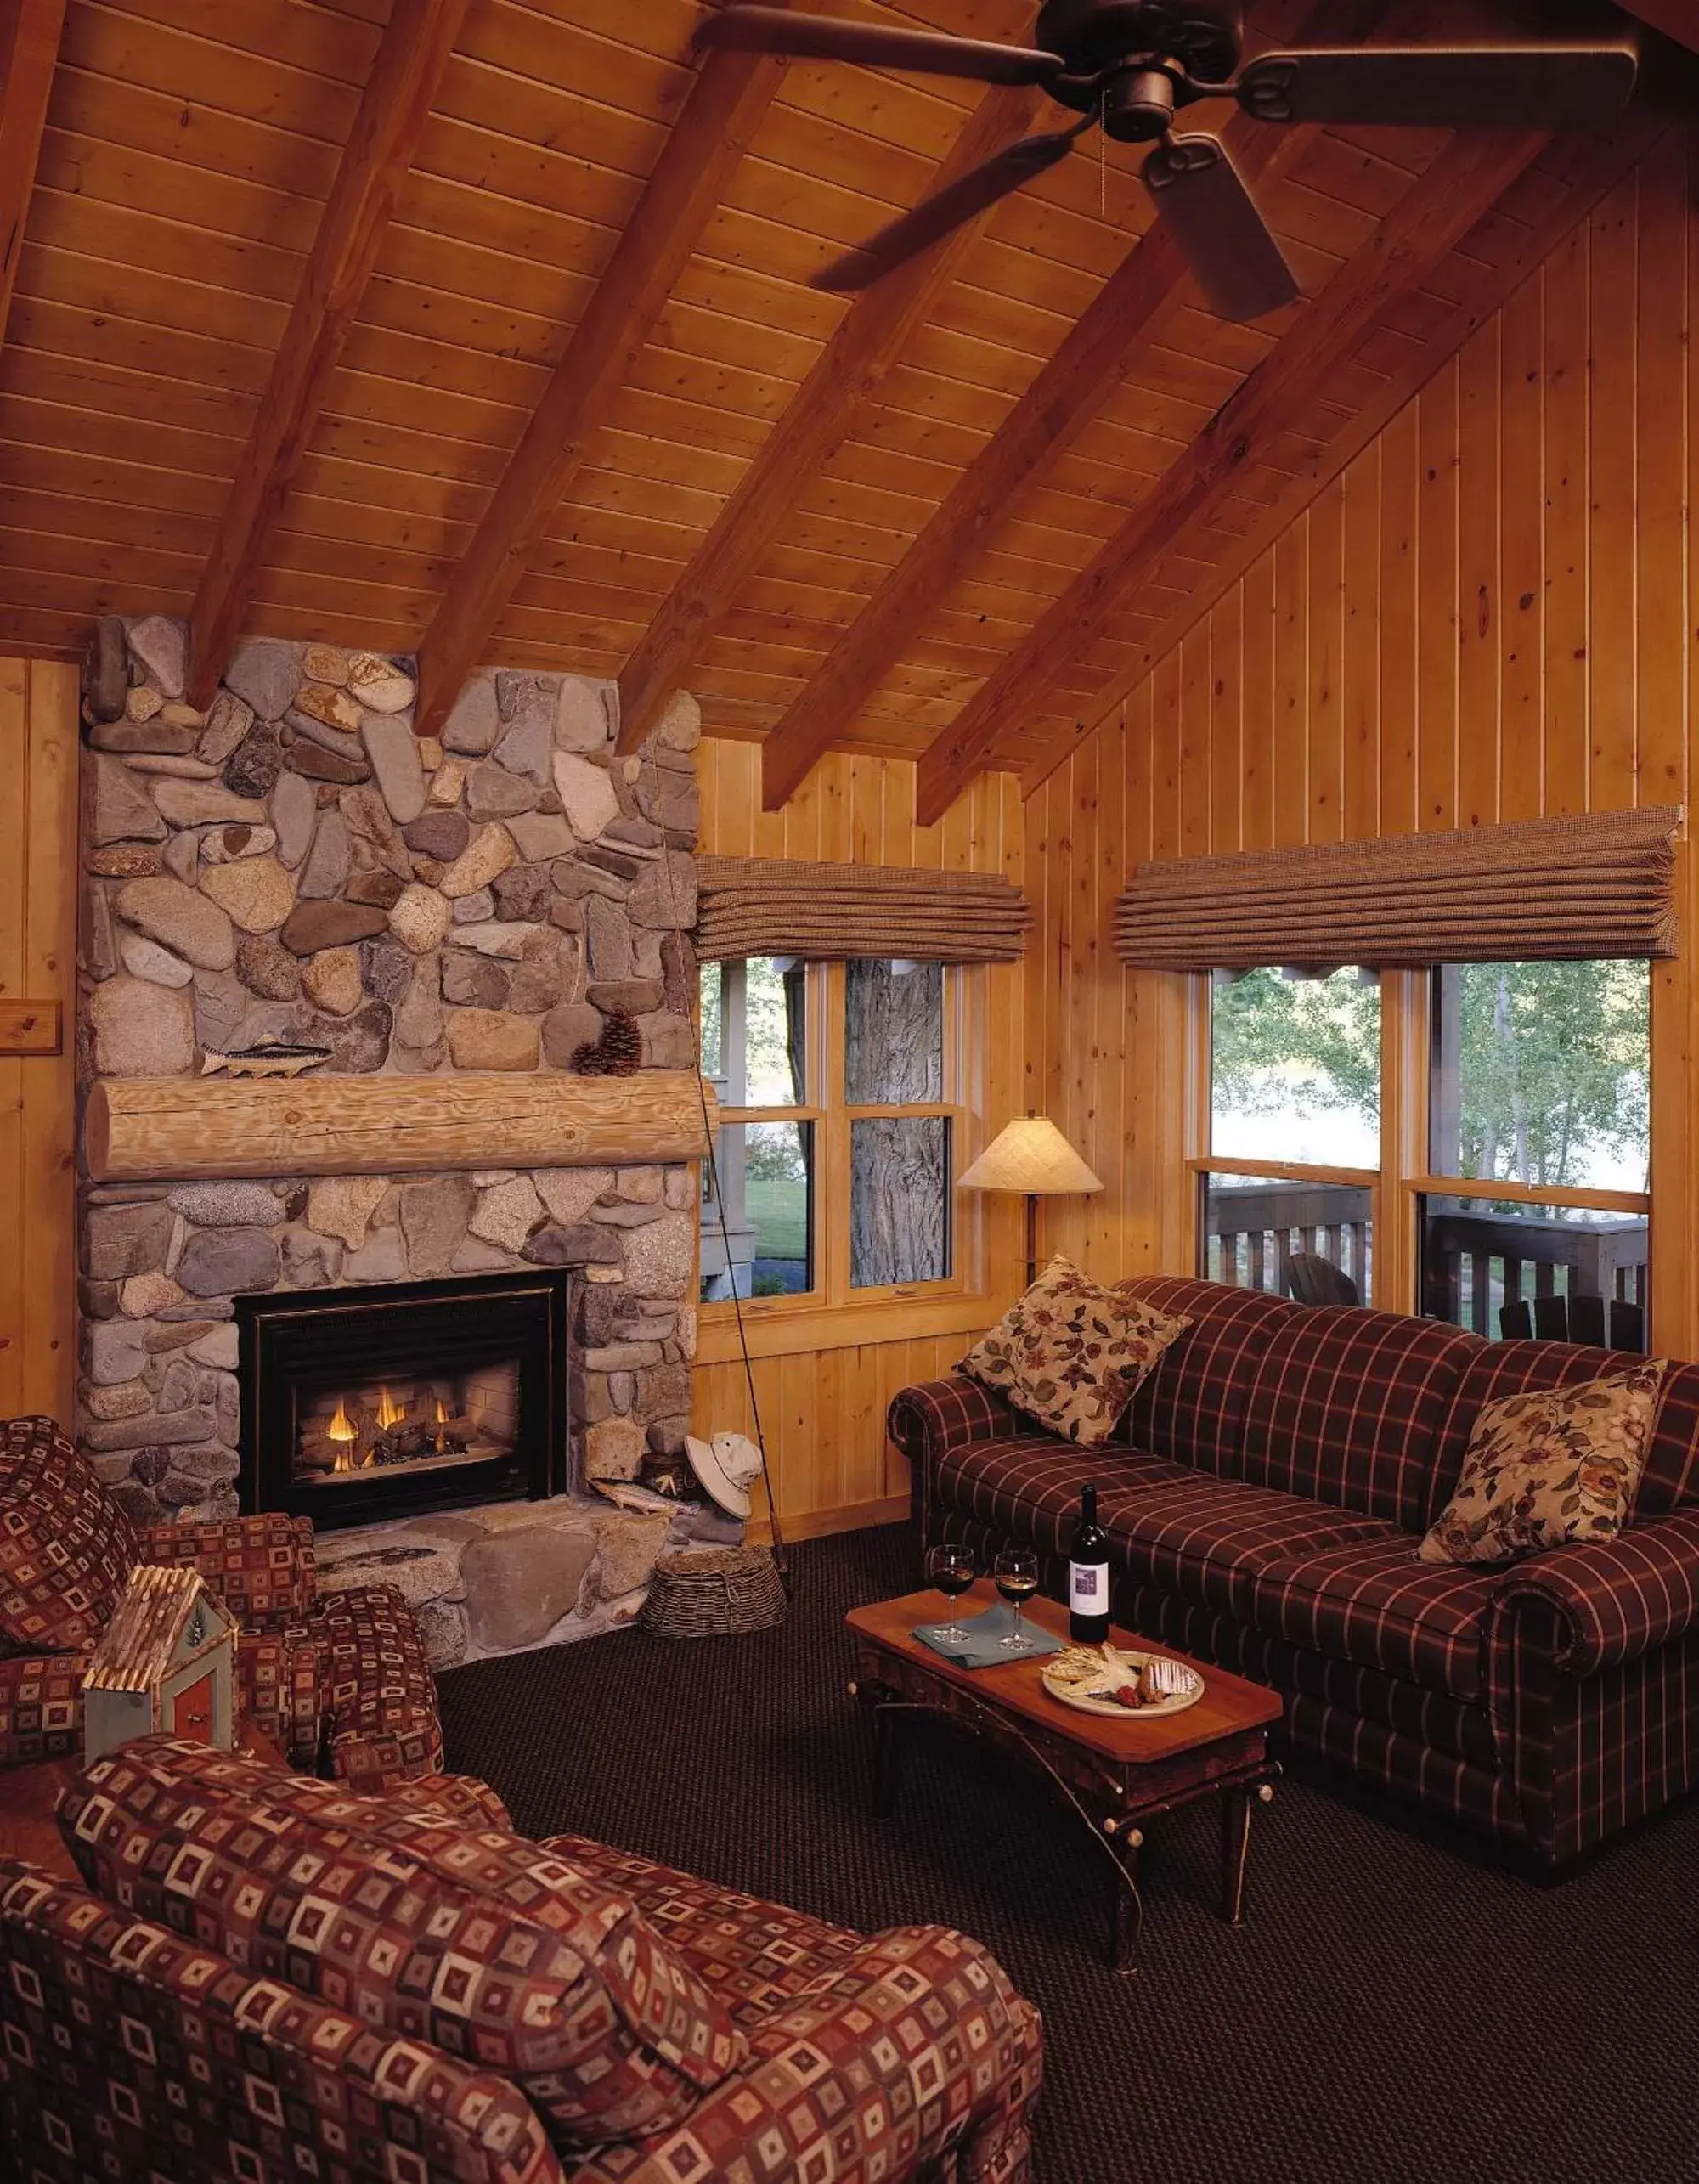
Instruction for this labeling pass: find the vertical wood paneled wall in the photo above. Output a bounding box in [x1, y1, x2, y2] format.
[1024, 132, 1699, 1350]
[692, 738, 1027, 1538]
[0, 658, 79, 1423]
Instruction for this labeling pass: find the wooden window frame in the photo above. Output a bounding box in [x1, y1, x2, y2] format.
[700, 958, 985, 1348]
[1188, 963, 1652, 1327]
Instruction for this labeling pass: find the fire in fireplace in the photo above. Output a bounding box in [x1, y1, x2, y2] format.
[237, 1272, 570, 1530]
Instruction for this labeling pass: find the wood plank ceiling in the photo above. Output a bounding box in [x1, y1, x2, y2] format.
[0, 0, 1670, 819]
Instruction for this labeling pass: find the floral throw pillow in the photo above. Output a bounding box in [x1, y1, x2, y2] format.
[1419, 1359, 1670, 1566]
[958, 1256, 1191, 1448]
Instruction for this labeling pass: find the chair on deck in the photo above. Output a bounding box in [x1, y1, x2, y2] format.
[1499, 1291, 1646, 1352]
[1282, 1250, 1360, 1307]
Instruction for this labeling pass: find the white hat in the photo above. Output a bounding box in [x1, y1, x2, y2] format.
[684, 1431, 764, 1519]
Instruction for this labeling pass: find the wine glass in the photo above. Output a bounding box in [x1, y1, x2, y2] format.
[925, 1543, 976, 1642]
[995, 1547, 1040, 1651]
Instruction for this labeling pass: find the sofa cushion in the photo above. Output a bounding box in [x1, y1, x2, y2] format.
[1421, 1359, 1669, 1566]
[136, 1510, 316, 1622]
[1435, 1341, 1699, 1525]
[0, 1416, 137, 1652]
[933, 1433, 1197, 1561]
[1234, 1306, 1482, 1530]
[1107, 1477, 1399, 1620]
[1115, 1278, 1299, 1477]
[1240, 1538, 1504, 1701]
[959, 1255, 1192, 1446]
[59, 1735, 746, 2152]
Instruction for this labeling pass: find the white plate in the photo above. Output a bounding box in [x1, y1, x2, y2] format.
[1040, 1649, 1205, 1720]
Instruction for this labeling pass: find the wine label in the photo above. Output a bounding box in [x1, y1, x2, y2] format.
[1070, 1560, 1105, 1607]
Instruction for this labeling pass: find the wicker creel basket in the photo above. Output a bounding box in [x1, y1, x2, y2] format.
[641, 1545, 788, 1639]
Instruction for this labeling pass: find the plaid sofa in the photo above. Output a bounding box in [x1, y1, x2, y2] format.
[0, 1735, 1041, 2183]
[0, 1414, 442, 1789]
[889, 1278, 1699, 1870]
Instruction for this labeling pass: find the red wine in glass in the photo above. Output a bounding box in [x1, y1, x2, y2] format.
[995, 1549, 1040, 1651]
[926, 1544, 976, 1642]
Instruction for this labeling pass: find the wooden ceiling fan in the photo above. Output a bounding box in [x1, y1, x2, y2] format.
[695, 2, 1638, 314]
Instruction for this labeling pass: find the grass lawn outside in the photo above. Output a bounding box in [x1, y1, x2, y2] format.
[746, 1177, 807, 1261]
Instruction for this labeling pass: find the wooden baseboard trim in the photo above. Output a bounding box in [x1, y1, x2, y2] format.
[748, 1493, 910, 1546]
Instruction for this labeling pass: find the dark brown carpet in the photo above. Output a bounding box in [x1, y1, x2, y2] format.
[438, 1523, 1699, 2184]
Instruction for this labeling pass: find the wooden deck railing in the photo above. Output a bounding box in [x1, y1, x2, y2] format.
[1420, 1203, 1648, 1340]
[1203, 1176, 1648, 1347]
[1203, 1180, 1373, 1300]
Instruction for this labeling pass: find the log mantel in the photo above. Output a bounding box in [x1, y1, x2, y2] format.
[86, 1071, 720, 1182]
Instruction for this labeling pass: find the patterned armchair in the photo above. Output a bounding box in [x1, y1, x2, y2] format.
[0, 1414, 442, 1788]
[0, 1736, 1042, 2183]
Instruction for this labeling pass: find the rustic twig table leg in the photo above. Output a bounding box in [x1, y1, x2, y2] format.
[1220, 1775, 1278, 1924]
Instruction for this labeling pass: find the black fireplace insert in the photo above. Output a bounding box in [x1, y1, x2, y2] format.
[237, 1271, 571, 1530]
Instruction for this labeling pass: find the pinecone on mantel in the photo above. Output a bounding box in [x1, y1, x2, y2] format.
[572, 1008, 642, 1077]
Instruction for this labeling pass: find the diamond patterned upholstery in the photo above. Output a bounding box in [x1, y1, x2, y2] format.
[0, 1412, 444, 1790]
[0, 1737, 1041, 2183]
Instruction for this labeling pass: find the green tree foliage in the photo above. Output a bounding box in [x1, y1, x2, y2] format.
[1211, 962, 1650, 1191]
[1444, 961, 1648, 1190]
[1212, 968, 1381, 1127]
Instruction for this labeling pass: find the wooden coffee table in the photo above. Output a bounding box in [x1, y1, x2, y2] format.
[846, 1582, 1282, 1970]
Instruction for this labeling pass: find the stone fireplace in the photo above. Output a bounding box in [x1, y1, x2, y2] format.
[76, 615, 720, 1666]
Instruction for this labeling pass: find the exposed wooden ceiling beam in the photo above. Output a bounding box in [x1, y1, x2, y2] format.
[414, 34, 790, 744]
[753, 1, 1395, 811]
[0, 0, 69, 347]
[184, 0, 470, 710]
[1616, 3, 1699, 57]
[612, 80, 1047, 756]
[1006, 108, 1672, 807]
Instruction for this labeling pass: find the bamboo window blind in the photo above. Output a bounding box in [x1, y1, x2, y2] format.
[1114, 807, 1682, 971]
[695, 856, 1030, 963]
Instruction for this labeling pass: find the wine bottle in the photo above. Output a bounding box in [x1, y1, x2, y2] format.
[1068, 1482, 1111, 1644]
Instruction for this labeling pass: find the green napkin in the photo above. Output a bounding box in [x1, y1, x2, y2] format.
[912, 1600, 1064, 1669]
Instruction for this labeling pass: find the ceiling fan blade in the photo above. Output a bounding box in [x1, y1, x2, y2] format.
[1144, 133, 1299, 323]
[692, 6, 1064, 87]
[1236, 43, 1638, 130]
[813, 123, 1087, 292]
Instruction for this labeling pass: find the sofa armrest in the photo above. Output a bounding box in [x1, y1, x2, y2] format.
[135, 1510, 317, 1623]
[1491, 1507, 1699, 1675]
[888, 1376, 1023, 1470]
[570, 1924, 1041, 2184]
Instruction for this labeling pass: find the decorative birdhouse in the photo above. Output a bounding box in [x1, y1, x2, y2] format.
[82, 1565, 238, 1764]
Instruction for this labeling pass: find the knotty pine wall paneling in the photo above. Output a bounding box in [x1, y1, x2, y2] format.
[691, 739, 1026, 1538]
[1025, 130, 1699, 1353]
[0, 658, 78, 1422]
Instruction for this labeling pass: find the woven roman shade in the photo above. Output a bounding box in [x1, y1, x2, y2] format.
[696, 855, 1030, 962]
[1114, 807, 1682, 970]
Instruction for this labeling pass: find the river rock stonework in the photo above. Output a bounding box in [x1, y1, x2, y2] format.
[76, 618, 709, 1664]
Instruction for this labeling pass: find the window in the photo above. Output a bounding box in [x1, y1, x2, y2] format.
[1200, 968, 1380, 1306]
[1195, 957, 1652, 1347]
[1420, 962, 1650, 1348]
[700, 957, 957, 1306]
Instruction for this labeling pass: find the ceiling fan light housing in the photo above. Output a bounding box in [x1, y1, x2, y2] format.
[1102, 65, 1179, 141]
[1033, 0, 1242, 84]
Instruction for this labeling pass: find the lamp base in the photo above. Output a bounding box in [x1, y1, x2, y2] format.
[1024, 1194, 1038, 1291]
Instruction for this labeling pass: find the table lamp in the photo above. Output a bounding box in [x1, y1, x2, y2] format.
[959, 1113, 1104, 1289]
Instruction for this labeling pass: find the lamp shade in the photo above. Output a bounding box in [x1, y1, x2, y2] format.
[958, 1115, 1103, 1197]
